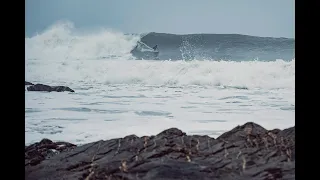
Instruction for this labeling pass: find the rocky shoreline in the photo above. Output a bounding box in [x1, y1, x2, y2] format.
[25, 122, 295, 180]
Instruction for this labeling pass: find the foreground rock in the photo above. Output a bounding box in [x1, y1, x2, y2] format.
[27, 83, 75, 92]
[25, 122, 295, 180]
[25, 139, 77, 166]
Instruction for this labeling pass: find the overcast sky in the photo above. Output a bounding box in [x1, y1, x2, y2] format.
[26, 0, 295, 38]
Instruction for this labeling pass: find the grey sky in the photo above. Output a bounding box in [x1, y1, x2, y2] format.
[25, 0, 295, 38]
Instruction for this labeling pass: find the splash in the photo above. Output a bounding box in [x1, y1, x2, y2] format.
[25, 21, 140, 60]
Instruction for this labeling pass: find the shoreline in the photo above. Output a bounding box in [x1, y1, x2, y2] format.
[25, 121, 295, 180]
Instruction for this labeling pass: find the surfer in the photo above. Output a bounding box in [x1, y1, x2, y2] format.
[152, 45, 158, 51]
[130, 41, 159, 59]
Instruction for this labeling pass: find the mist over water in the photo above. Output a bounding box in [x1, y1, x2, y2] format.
[25, 21, 295, 145]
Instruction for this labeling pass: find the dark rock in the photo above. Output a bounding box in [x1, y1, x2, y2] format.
[27, 83, 75, 92]
[25, 122, 295, 180]
[25, 139, 76, 167]
[25, 81, 34, 85]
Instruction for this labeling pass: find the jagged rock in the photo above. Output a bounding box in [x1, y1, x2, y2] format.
[25, 81, 34, 85]
[25, 122, 295, 180]
[27, 84, 75, 92]
[25, 138, 77, 167]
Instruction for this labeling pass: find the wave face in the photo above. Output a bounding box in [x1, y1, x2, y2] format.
[25, 21, 294, 61]
[140, 33, 295, 61]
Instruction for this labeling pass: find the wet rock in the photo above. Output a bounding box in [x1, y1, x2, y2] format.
[27, 83, 75, 92]
[25, 122, 295, 180]
[25, 138, 76, 167]
[25, 81, 34, 85]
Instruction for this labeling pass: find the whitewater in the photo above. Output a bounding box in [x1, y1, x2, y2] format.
[25, 22, 295, 145]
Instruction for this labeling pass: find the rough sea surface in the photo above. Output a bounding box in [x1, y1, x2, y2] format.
[25, 21, 295, 145]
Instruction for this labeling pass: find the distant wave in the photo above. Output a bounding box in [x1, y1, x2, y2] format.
[25, 21, 294, 61]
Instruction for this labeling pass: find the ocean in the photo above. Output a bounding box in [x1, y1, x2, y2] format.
[25, 22, 295, 145]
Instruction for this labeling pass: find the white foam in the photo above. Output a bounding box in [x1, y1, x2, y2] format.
[25, 82, 294, 145]
[26, 58, 294, 90]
